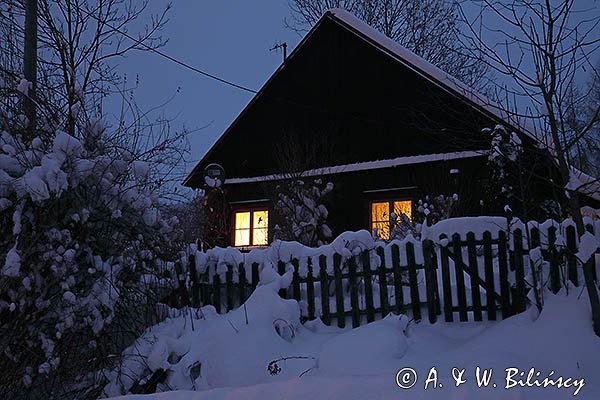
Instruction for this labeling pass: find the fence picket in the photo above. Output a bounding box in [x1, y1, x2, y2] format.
[251, 262, 259, 289]
[466, 232, 483, 321]
[292, 259, 301, 302]
[362, 251, 375, 323]
[548, 226, 560, 293]
[213, 273, 221, 314]
[482, 231, 496, 321]
[238, 263, 247, 304]
[512, 229, 526, 314]
[306, 257, 316, 321]
[391, 244, 404, 315]
[452, 234, 469, 321]
[565, 226, 578, 286]
[188, 253, 200, 308]
[376, 247, 389, 318]
[439, 238, 453, 322]
[226, 266, 234, 311]
[406, 242, 421, 322]
[423, 240, 437, 324]
[498, 231, 511, 319]
[319, 255, 331, 325]
[348, 257, 360, 328]
[278, 261, 287, 298]
[333, 253, 345, 328]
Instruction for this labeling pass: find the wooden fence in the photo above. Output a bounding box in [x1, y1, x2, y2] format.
[180, 221, 599, 328]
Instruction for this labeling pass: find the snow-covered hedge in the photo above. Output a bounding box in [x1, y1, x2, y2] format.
[0, 124, 181, 397]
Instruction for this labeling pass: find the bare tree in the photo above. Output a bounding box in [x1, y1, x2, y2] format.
[459, 0, 600, 335]
[286, 0, 488, 88]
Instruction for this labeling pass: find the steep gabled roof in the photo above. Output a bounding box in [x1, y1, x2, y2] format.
[183, 8, 536, 187]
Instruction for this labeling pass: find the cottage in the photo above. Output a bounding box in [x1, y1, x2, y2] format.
[183, 9, 596, 248]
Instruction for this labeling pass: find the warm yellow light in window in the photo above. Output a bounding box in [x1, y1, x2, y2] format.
[393, 200, 412, 220]
[234, 211, 250, 246]
[371, 202, 390, 239]
[253, 210, 269, 246]
[371, 200, 412, 240]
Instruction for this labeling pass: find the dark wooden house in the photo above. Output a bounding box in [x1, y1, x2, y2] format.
[183, 9, 597, 248]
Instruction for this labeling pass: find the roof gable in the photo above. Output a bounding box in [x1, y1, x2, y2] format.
[183, 9, 525, 187]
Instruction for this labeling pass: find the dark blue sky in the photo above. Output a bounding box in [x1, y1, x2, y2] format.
[116, 1, 299, 182]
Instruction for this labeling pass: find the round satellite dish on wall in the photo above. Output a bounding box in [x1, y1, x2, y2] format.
[204, 163, 226, 188]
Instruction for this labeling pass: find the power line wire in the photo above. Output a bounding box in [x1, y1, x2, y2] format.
[79, 4, 258, 94]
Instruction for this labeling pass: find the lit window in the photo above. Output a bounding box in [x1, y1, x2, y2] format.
[234, 210, 269, 247]
[371, 200, 412, 240]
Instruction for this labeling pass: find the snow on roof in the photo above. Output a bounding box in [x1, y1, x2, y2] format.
[225, 150, 485, 185]
[328, 9, 546, 148]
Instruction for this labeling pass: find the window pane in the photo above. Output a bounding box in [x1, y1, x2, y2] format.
[372, 221, 389, 240]
[234, 212, 251, 246]
[252, 210, 269, 246]
[371, 202, 389, 223]
[253, 210, 268, 229]
[235, 229, 250, 247]
[235, 212, 251, 229]
[393, 200, 412, 220]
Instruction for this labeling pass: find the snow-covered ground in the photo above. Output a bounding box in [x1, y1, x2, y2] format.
[104, 272, 600, 400]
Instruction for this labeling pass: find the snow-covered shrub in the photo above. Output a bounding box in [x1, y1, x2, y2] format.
[273, 178, 333, 246]
[0, 124, 182, 398]
[388, 194, 458, 240]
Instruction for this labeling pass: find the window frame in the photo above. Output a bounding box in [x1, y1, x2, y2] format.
[369, 198, 412, 240]
[232, 207, 270, 248]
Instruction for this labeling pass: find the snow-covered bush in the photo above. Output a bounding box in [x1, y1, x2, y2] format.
[273, 178, 333, 246]
[388, 194, 458, 240]
[0, 123, 182, 398]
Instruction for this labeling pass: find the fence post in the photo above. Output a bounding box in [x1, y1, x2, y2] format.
[482, 231, 496, 321]
[188, 253, 200, 308]
[406, 242, 421, 322]
[319, 255, 331, 325]
[333, 253, 345, 328]
[466, 232, 483, 321]
[423, 240, 437, 324]
[452, 233, 469, 322]
[361, 251, 375, 323]
[376, 247, 389, 318]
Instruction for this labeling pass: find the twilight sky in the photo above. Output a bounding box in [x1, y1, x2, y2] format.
[113, 1, 599, 187]
[115, 1, 299, 183]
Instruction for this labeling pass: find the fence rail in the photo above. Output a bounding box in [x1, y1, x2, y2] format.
[180, 218, 600, 328]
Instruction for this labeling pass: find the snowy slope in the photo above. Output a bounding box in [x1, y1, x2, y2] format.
[104, 274, 600, 399]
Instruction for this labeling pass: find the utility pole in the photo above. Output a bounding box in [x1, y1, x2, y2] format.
[23, 0, 38, 137]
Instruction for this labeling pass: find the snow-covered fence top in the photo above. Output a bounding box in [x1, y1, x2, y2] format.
[180, 217, 599, 328]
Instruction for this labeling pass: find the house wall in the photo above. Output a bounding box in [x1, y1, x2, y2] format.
[223, 157, 490, 246]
